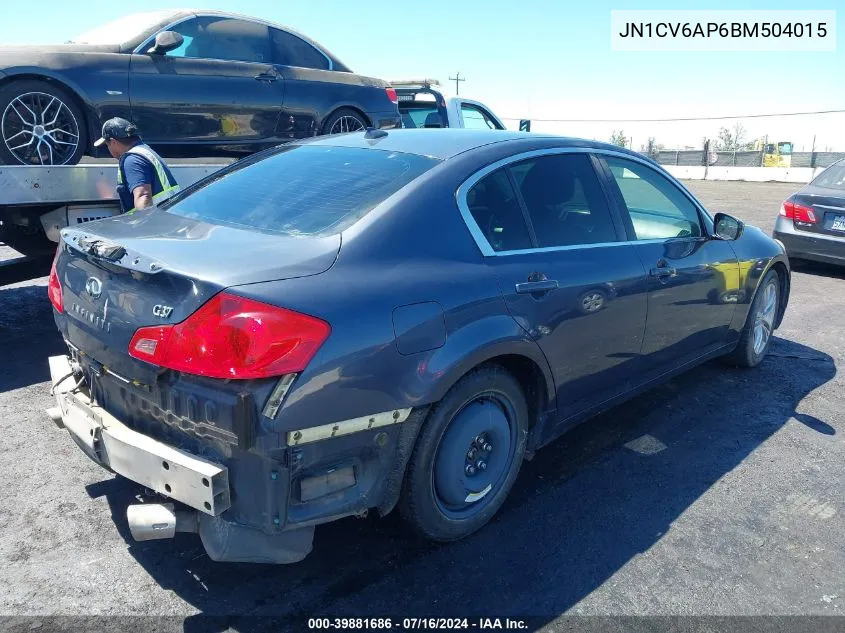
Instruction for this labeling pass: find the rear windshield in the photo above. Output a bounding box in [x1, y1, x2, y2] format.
[811, 164, 845, 190]
[165, 145, 439, 236]
[401, 105, 441, 129]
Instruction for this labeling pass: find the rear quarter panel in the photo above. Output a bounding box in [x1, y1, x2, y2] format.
[230, 149, 557, 435]
[275, 67, 397, 135]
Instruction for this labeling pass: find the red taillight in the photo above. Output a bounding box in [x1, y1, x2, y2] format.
[385, 87, 398, 104]
[47, 247, 63, 313]
[780, 199, 816, 223]
[129, 292, 330, 380]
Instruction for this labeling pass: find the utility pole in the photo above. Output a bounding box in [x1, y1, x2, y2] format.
[449, 72, 466, 95]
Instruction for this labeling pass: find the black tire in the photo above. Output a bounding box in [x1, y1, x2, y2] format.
[321, 108, 368, 136]
[0, 80, 88, 166]
[721, 269, 780, 368]
[399, 365, 528, 542]
[0, 222, 53, 256]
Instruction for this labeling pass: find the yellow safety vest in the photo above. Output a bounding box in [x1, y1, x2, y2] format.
[117, 144, 181, 214]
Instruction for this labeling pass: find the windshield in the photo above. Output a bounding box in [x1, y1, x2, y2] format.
[165, 144, 440, 236]
[69, 11, 177, 45]
[811, 164, 845, 191]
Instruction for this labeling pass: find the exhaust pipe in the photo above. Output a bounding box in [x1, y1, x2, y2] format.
[127, 503, 198, 541]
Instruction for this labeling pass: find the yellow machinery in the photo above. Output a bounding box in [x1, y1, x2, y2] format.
[753, 139, 793, 167]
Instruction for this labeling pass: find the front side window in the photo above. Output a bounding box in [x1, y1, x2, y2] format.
[604, 156, 703, 240]
[166, 146, 438, 236]
[465, 169, 532, 252]
[461, 104, 498, 130]
[271, 28, 329, 69]
[515, 154, 618, 247]
[165, 17, 271, 64]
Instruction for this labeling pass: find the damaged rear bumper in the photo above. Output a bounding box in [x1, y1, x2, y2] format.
[49, 356, 231, 515]
[48, 354, 315, 564]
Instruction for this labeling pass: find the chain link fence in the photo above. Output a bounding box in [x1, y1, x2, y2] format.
[652, 148, 845, 168]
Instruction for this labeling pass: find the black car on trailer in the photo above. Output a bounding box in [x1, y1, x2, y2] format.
[0, 10, 401, 165]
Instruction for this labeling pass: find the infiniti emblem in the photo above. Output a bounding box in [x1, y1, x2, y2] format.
[85, 276, 103, 299]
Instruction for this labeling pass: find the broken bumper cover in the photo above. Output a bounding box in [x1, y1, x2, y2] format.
[48, 354, 315, 563]
[49, 354, 231, 516]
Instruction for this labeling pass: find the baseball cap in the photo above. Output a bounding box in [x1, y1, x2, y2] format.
[93, 117, 139, 147]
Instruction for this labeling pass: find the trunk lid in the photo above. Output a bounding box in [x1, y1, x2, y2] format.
[54, 212, 339, 381]
[792, 189, 845, 238]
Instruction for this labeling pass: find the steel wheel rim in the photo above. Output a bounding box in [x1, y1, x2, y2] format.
[329, 115, 365, 135]
[753, 281, 777, 355]
[431, 392, 518, 519]
[2, 92, 80, 165]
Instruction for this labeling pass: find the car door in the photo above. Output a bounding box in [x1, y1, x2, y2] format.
[460, 150, 649, 422]
[597, 154, 739, 371]
[129, 15, 285, 144]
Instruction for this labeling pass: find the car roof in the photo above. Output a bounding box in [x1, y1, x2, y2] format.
[302, 129, 645, 161]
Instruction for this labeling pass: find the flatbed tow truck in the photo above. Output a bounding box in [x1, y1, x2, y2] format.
[1, 81, 512, 287]
[0, 162, 224, 286]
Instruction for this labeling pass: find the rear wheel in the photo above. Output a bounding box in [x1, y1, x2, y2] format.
[0, 80, 87, 166]
[400, 365, 528, 542]
[321, 108, 368, 136]
[721, 269, 780, 367]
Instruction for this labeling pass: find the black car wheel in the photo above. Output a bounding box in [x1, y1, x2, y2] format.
[400, 365, 528, 542]
[322, 108, 368, 135]
[721, 269, 780, 368]
[0, 80, 87, 166]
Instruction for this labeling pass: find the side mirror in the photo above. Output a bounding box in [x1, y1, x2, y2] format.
[713, 212, 744, 241]
[147, 31, 184, 55]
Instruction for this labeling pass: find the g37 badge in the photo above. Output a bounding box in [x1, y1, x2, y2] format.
[153, 304, 173, 318]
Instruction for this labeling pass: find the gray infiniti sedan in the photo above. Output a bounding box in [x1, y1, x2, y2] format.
[46, 130, 790, 563]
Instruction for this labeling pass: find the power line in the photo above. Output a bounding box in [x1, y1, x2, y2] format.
[499, 108, 845, 123]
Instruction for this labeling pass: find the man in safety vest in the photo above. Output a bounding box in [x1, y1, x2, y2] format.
[93, 117, 180, 214]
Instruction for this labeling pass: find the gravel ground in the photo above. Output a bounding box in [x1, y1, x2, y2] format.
[0, 180, 843, 631]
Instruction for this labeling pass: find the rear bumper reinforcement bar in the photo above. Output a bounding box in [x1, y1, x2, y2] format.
[48, 355, 231, 516]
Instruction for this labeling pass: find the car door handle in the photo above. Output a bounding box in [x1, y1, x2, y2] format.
[515, 280, 559, 294]
[254, 73, 278, 82]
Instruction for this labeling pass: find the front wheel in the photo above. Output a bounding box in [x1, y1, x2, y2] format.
[721, 269, 780, 367]
[399, 365, 528, 542]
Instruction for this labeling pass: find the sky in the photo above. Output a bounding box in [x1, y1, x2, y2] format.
[2, 0, 842, 150]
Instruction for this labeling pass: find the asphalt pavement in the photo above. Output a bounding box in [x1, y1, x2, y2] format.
[0, 181, 843, 631]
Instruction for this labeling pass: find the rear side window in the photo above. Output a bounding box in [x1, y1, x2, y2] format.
[166, 146, 439, 236]
[812, 163, 845, 190]
[465, 169, 532, 252]
[514, 154, 618, 247]
[271, 28, 329, 69]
